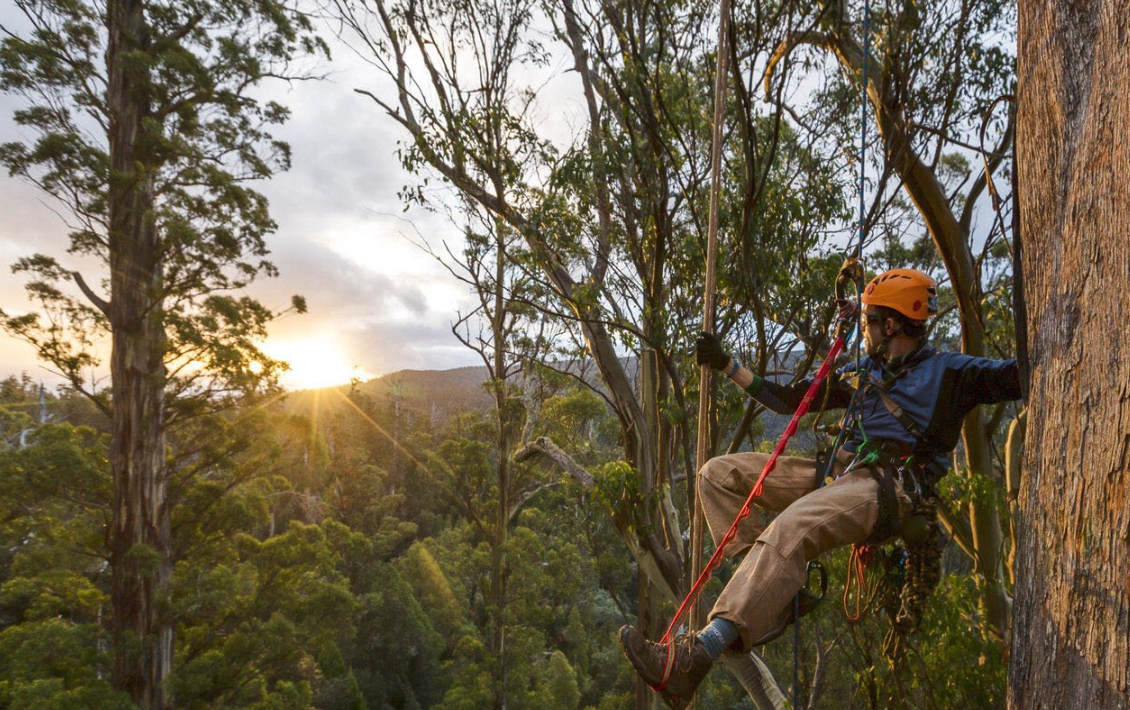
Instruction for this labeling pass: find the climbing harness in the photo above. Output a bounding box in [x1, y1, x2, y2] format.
[838, 368, 949, 666]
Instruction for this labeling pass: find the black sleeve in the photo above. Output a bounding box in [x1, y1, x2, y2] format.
[754, 370, 854, 415]
[955, 357, 1023, 411]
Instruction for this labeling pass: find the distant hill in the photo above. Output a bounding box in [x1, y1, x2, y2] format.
[281, 356, 832, 452]
[356, 365, 495, 418]
[278, 365, 495, 429]
[350, 359, 629, 423]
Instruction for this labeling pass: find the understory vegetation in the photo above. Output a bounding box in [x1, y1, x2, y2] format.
[1, 368, 1009, 709]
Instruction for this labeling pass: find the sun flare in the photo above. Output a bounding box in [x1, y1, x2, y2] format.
[261, 336, 372, 391]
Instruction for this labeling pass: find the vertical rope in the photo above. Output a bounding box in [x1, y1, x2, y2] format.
[691, 0, 732, 634]
[816, 0, 873, 490]
[858, 0, 870, 263]
[854, 0, 871, 373]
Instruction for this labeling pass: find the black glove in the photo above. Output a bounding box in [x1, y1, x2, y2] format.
[835, 298, 859, 323]
[695, 331, 731, 371]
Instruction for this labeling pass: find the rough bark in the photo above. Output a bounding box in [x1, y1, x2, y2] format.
[106, 1, 172, 707]
[1011, 2, 1130, 708]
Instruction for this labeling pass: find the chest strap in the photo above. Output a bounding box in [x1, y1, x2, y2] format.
[871, 379, 927, 442]
[865, 351, 945, 459]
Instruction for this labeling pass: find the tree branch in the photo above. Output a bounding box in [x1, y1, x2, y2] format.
[513, 436, 594, 488]
[70, 271, 109, 316]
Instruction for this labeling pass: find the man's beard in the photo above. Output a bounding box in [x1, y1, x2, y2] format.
[865, 338, 884, 360]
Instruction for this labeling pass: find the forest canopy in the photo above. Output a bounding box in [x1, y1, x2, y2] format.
[0, 0, 1040, 709]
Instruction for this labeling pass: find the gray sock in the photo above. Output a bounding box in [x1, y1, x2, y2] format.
[697, 617, 739, 660]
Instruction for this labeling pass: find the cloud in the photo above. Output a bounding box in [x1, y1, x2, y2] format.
[338, 319, 481, 375]
[248, 235, 432, 318]
[0, 31, 472, 381]
[0, 16, 561, 384]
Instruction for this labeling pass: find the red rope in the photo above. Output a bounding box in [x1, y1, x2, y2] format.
[843, 543, 875, 622]
[659, 335, 848, 649]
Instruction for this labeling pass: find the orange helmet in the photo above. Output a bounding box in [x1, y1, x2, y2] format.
[861, 269, 938, 321]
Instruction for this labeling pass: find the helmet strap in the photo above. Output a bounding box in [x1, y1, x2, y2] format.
[875, 320, 906, 363]
[876, 333, 894, 362]
[878, 330, 931, 364]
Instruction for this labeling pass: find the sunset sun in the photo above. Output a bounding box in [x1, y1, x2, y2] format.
[261, 336, 372, 391]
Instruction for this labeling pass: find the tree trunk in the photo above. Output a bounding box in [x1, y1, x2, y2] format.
[1011, 2, 1130, 707]
[799, 14, 1013, 635]
[491, 223, 509, 710]
[106, 1, 171, 708]
[635, 579, 662, 710]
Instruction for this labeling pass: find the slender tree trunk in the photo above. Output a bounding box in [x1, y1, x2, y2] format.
[805, 14, 1014, 634]
[1011, 2, 1130, 707]
[638, 347, 669, 710]
[106, 1, 171, 708]
[490, 222, 509, 710]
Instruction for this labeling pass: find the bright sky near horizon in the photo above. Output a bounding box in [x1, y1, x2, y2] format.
[0, 7, 585, 391]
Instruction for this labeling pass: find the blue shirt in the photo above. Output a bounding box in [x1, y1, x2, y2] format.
[752, 346, 1022, 458]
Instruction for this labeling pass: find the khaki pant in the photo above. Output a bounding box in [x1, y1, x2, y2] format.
[698, 450, 909, 651]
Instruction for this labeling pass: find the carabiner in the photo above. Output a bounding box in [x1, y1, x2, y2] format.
[898, 464, 922, 500]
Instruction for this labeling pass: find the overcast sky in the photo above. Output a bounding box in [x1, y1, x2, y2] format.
[0, 8, 586, 389]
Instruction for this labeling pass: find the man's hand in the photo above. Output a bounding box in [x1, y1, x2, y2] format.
[695, 331, 731, 370]
[835, 298, 859, 323]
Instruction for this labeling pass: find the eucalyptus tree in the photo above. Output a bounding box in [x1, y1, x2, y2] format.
[428, 208, 563, 709]
[761, 0, 1020, 637]
[1012, 2, 1129, 707]
[0, 2, 324, 706]
[331, 0, 853, 705]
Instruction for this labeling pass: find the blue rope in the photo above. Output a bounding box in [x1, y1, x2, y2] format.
[857, 1, 869, 262]
[797, 5, 874, 702]
[854, 0, 871, 369]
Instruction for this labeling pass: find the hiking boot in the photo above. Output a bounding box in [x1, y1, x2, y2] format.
[618, 626, 713, 710]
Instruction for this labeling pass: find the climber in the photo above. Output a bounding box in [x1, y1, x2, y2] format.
[618, 268, 1022, 710]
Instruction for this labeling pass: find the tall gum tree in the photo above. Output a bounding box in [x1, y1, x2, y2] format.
[764, 0, 1021, 637]
[0, 2, 324, 707]
[428, 211, 564, 709]
[331, 0, 849, 706]
[1012, 1, 1130, 708]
